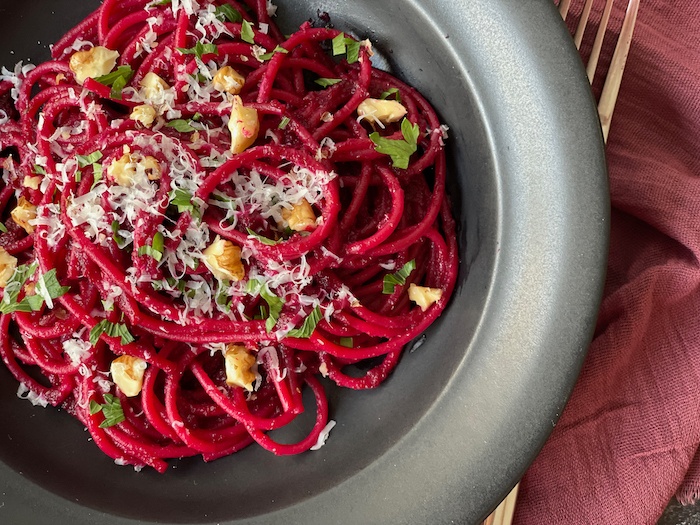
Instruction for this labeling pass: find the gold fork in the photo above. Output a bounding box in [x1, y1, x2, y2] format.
[481, 1, 639, 524]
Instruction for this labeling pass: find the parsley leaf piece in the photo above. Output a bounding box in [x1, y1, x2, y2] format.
[246, 227, 281, 246]
[278, 116, 291, 130]
[0, 223, 7, 233]
[240, 20, 255, 44]
[258, 45, 288, 61]
[286, 306, 322, 339]
[315, 77, 342, 88]
[177, 41, 219, 60]
[33, 164, 46, 175]
[214, 4, 242, 23]
[245, 279, 285, 332]
[369, 118, 420, 170]
[138, 232, 164, 262]
[339, 336, 354, 348]
[96, 393, 125, 428]
[382, 259, 416, 294]
[76, 151, 103, 168]
[332, 33, 347, 56]
[90, 319, 136, 346]
[166, 119, 196, 133]
[380, 87, 401, 103]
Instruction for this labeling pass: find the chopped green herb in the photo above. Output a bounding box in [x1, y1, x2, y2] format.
[0, 223, 7, 233]
[90, 394, 125, 428]
[76, 151, 103, 168]
[166, 119, 197, 133]
[382, 259, 416, 294]
[177, 41, 219, 61]
[94, 66, 134, 100]
[278, 116, 291, 130]
[75, 171, 82, 183]
[369, 118, 420, 170]
[192, 112, 203, 122]
[214, 4, 243, 22]
[35, 269, 70, 303]
[92, 163, 103, 180]
[89, 319, 135, 346]
[246, 227, 281, 246]
[0, 265, 69, 314]
[33, 164, 46, 175]
[339, 336, 354, 348]
[314, 77, 342, 88]
[380, 87, 401, 103]
[331, 33, 361, 64]
[332, 33, 347, 56]
[215, 280, 232, 313]
[258, 45, 288, 61]
[170, 188, 201, 219]
[148, 0, 172, 6]
[246, 279, 285, 332]
[286, 306, 322, 339]
[240, 20, 255, 44]
[138, 232, 164, 262]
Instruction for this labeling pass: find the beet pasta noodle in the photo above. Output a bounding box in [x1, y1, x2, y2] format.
[0, 0, 458, 471]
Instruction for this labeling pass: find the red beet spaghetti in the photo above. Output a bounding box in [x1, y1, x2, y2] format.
[0, 0, 458, 471]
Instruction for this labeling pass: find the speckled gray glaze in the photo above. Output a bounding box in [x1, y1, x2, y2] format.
[0, 0, 608, 524]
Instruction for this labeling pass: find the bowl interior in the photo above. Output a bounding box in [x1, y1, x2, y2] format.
[0, 0, 494, 522]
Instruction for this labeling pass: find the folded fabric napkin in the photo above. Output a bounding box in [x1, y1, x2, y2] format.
[514, 1, 700, 524]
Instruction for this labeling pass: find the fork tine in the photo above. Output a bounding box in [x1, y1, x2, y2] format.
[573, 0, 595, 49]
[599, 0, 640, 141]
[559, 0, 572, 19]
[586, 0, 615, 82]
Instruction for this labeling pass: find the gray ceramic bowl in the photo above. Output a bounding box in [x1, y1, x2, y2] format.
[0, 0, 608, 523]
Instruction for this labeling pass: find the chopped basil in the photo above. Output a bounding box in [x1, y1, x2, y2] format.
[382, 259, 416, 294]
[380, 87, 401, 103]
[0, 223, 7, 233]
[148, 0, 172, 6]
[94, 66, 134, 100]
[166, 119, 196, 133]
[286, 306, 322, 339]
[246, 227, 281, 246]
[90, 393, 125, 428]
[240, 20, 255, 44]
[191, 112, 203, 122]
[89, 319, 135, 346]
[138, 232, 164, 262]
[339, 336, 354, 348]
[0, 264, 68, 314]
[258, 45, 288, 61]
[331, 33, 361, 64]
[215, 280, 232, 313]
[177, 41, 219, 61]
[76, 151, 103, 168]
[246, 279, 285, 332]
[112, 221, 129, 249]
[214, 4, 242, 23]
[169, 188, 201, 219]
[278, 116, 290, 130]
[33, 164, 46, 175]
[314, 78, 342, 88]
[369, 118, 420, 170]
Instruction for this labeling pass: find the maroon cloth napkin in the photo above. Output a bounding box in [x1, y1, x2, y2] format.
[514, 1, 700, 524]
